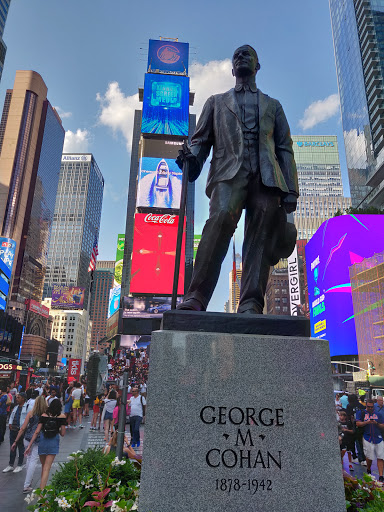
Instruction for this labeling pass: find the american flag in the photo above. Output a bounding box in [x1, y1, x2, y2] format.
[88, 233, 99, 272]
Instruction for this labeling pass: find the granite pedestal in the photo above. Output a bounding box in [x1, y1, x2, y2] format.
[140, 315, 346, 512]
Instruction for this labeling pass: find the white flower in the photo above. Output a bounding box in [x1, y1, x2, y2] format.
[55, 496, 71, 509]
[111, 457, 126, 467]
[24, 494, 32, 504]
[131, 503, 138, 511]
[85, 483, 93, 489]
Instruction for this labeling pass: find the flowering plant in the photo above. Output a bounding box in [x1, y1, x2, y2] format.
[344, 471, 384, 511]
[26, 449, 139, 511]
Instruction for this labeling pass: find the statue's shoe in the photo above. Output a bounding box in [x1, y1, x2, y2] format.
[176, 298, 205, 311]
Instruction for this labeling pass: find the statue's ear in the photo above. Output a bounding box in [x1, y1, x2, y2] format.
[256, 62, 261, 71]
[232, 68, 235, 77]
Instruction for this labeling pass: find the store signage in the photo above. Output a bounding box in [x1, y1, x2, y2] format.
[296, 141, 334, 147]
[287, 246, 301, 316]
[0, 237, 17, 273]
[68, 358, 82, 382]
[144, 213, 176, 225]
[61, 154, 91, 162]
[25, 299, 49, 318]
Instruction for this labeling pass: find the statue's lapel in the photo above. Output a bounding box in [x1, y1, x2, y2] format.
[223, 89, 241, 121]
[258, 89, 269, 121]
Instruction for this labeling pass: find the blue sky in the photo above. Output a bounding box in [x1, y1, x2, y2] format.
[1, 0, 348, 312]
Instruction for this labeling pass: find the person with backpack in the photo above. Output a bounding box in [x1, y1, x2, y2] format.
[11, 395, 47, 493]
[127, 387, 146, 448]
[24, 399, 66, 489]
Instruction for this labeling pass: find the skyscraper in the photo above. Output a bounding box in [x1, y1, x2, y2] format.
[89, 260, 114, 352]
[43, 154, 104, 307]
[292, 135, 351, 239]
[0, 70, 65, 322]
[330, 0, 384, 208]
[0, 0, 11, 82]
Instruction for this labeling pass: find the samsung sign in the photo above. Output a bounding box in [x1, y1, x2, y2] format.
[296, 141, 334, 147]
[62, 154, 91, 162]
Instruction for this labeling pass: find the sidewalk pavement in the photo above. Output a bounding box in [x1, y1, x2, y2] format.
[0, 414, 144, 512]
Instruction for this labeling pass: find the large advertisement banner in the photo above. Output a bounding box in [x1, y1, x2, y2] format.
[141, 74, 190, 136]
[147, 39, 189, 74]
[136, 157, 182, 209]
[108, 285, 121, 319]
[142, 138, 183, 159]
[114, 234, 125, 287]
[51, 286, 85, 309]
[123, 295, 181, 318]
[68, 358, 82, 382]
[130, 213, 185, 295]
[25, 299, 49, 319]
[305, 215, 384, 357]
[0, 237, 17, 278]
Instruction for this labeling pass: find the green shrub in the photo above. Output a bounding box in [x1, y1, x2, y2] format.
[344, 472, 384, 511]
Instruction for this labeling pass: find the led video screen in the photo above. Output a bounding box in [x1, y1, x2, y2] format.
[147, 39, 189, 74]
[305, 215, 384, 357]
[136, 157, 182, 209]
[141, 74, 189, 136]
[108, 285, 121, 319]
[130, 213, 185, 295]
[142, 138, 183, 159]
[122, 296, 181, 318]
[51, 286, 85, 309]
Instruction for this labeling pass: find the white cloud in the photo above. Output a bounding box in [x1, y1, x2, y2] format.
[189, 59, 233, 116]
[53, 106, 72, 119]
[96, 82, 140, 151]
[63, 129, 90, 153]
[299, 93, 340, 130]
[104, 182, 129, 203]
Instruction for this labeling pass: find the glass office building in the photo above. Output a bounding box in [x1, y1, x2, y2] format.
[43, 154, 104, 307]
[0, 0, 11, 82]
[330, 0, 384, 207]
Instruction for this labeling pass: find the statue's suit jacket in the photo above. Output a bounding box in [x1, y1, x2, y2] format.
[190, 88, 299, 199]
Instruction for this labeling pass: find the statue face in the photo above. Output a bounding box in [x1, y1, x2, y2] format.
[232, 46, 259, 77]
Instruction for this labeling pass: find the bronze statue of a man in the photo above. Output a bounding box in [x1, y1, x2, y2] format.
[177, 45, 299, 314]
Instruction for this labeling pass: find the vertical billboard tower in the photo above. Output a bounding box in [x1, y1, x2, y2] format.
[121, 39, 195, 320]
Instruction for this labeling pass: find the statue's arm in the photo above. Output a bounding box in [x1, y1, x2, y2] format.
[190, 95, 215, 172]
[274, 101, 299, 200]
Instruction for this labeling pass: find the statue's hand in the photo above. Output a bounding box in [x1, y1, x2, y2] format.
[282, 193, 297, 214]
[176, 142, 201, 182]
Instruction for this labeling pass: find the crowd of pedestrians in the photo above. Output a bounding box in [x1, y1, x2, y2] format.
[336, 391, 384, 483]
[0, 347, 149, 492]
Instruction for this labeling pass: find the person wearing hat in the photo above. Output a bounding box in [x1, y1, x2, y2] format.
[3, 392, 28, 473]
[176, 45, 298, 314]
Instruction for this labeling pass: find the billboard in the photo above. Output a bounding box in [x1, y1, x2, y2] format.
[130, 213, 185, 295]
[305, 215, 384, 356]
[0, 237, 17, 278]
[123, 295, 181, 317]
[141, 73, 190, 136]
[194, 234, 201, 262]
[51, 286, 85, 309]
[142, 138, 183, 159]
[68, 358, 82, 382]
[147, 39, 189, 74]
[108, 285, 121, 319]
[136, 157, 182, 209]
[25, 299, 49, 319]
[114, 234, 125, 287]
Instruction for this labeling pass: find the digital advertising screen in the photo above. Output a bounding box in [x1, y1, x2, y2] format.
[108, 285, 121, 319]
[130, 213, 185, 295]
[141, 74, 190, 136]
[51, 286, 85, 309]
[136, 157, 182, 209]
[0, 237, 17, 279]
[114, 234, 125, 287]
[305, 215, 384, 357]
[147, 39, 189, 74]
[123, 295, 181, 318]
[142, 138, 183, 159]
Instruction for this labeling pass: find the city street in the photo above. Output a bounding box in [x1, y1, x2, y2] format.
[0, 414, 144, 512]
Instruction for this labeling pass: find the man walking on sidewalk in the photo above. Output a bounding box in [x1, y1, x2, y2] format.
[128, 387, 146, 448]
[3, 392, 28, 473]
[0, 387, 9, 445]
[356, 399, 384, 482]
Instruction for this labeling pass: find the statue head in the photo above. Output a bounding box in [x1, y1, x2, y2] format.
[232, 45, 260, 78]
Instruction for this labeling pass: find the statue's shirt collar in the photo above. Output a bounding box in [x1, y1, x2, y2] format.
[234, 83, 258, 93]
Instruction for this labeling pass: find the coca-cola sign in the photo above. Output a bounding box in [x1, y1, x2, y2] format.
[144, 213, 176, 225]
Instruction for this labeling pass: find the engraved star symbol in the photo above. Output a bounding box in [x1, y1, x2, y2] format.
[223, 433, 230, 440]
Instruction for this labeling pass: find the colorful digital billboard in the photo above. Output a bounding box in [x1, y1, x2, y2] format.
[0, 237, 16, 277]
[137, 157, 182, 209]
[123, 295, 180, 318]
[141, 74, 190, 136]
[130, 213, 185, 295]
[51, 286, 85, 309]
[108, 285, 121, 319]
[142, 138, 183, 159]
[147, 39, 189, 74]
[305, 215, 384, 356]
[114, 234, 125, 287]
